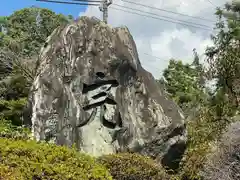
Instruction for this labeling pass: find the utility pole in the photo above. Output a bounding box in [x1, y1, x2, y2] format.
[36, 0, 112, 24]
[99, 0, 112, 23]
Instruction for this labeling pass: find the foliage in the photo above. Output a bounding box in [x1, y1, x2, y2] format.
[0, 52, 34, 127]
[0, 7, 71, 128]
[0, 2, 239, 180]
[0, 16, 8, 39]
[176, 107, 226, 180]
[0, 16, 7, 26]
[0, 7, 70, 56]
[98, 153, 170, 180]
[0, 75, 30, 100]
[162, 57, 206, 113]
[209, 87, 238, 118]
[163, 61, 238, 178]
[206, 0, 240, 110]
[0, 49, 37, 100]
[0, 98, 27, 126]
[201, 121, 240, 180]
[0, 138, 112, 180]
[168, 104, 236, 180]
[159, 2, 240, 179]
[0, 50, 14, 80]
[0, 119, 30, 140]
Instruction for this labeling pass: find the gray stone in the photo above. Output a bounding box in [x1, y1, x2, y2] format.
[24, 16, 187, 169]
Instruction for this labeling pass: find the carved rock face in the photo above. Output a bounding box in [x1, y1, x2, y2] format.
[25, 16, 187, 169]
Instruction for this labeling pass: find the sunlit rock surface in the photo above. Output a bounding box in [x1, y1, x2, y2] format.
[24, 16, 187, 169]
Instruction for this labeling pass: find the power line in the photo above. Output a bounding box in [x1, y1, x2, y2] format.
[72, 0, 101, 2]
[36, 0, 100, 6]
[36, 0, 112, 23]
[120, 0, 215, 22]
[206, 0, 216, 7]
[142, 52, 206, 64]
[113, 4, 212, 29]
[142, 52, 165, 60]
[110, 7, 213, 31]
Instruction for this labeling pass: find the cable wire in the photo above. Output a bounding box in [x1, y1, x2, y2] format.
[113, 4, 212, 29]
[110, 7, 213, 31]
[120, 0, 215, 22]
[206, 0, 216, 7]
[72, 0, 101, 2]
[142, 52, 165, 60]
[36, 0, 99, 6]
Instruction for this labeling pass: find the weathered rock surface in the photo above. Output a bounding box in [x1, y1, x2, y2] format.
[24, 16, 187, 169]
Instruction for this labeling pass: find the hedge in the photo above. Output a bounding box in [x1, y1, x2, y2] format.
[98, 153, 170, 180]
[0, 138, 112, 180]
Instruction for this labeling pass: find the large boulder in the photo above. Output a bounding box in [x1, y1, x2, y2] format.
[24, 16, 187, 169]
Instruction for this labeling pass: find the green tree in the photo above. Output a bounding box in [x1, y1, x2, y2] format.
[0, 16, 8, 44]
[1, 7, 70, 56]
[0, 16, 7, 33]
[170, 2, 240, 179]
[0, 7, 72, 126]
[0, 16, 7, 26]
[161, 54, 206, 112]
[0, 7, 72, 98]
[206, 0, 240, 113]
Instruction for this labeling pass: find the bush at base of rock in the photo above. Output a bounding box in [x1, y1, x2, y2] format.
[0, 119, 31, 140]
[98, 153, 170, 180]
[0, 138, 112, 180]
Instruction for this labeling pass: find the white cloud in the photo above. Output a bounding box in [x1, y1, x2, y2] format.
[80, 0, 229, 78]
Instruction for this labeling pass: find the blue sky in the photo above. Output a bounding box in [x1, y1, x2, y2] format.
[0, 0, 88, 17]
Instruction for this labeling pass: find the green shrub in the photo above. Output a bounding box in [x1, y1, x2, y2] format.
[0, 119, 31, 140]
[0, 75, 31, 100]
[98, 153, 170, 180]
[201, 121, 240, 180]
[175, 106, 234, 180]
[0, 98, 27, 126]
[0, 138, 112, 180]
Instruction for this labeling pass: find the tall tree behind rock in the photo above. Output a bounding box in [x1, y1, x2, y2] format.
[0, 8, 72, 125]
[0, 7, 72, 98]
[0, 7, 71, 57]
[160, 55, 207, 115]
[206, 0, 240, 114]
